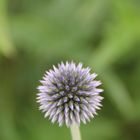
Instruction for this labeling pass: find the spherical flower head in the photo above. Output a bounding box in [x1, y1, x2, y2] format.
[37, 62, 103, 127]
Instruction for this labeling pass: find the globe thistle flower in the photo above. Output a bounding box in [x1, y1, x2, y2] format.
[37, 62, 103, 127]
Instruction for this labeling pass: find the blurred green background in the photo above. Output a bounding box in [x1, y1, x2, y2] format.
[0, 0, 140, 140]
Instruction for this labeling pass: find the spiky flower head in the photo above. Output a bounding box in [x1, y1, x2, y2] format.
[37, 62, 103, 127]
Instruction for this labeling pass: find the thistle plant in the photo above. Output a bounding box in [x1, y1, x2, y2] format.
[37, 62, 103, 140]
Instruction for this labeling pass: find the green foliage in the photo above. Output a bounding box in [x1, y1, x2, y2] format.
[0, 0, 140, 140]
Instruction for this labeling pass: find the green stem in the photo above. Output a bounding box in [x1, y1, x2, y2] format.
[0, 0, 16, 57]
[70, 124, 82, 140]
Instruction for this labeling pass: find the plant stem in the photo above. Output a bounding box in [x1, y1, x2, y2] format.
[0, 0, 16, 58]
[70, 124, 82, 140]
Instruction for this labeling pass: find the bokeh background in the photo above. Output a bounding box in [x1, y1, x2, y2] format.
[0, 0, 140, 140]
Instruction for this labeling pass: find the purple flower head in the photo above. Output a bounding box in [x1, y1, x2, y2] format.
[37, 62, 103, 127]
